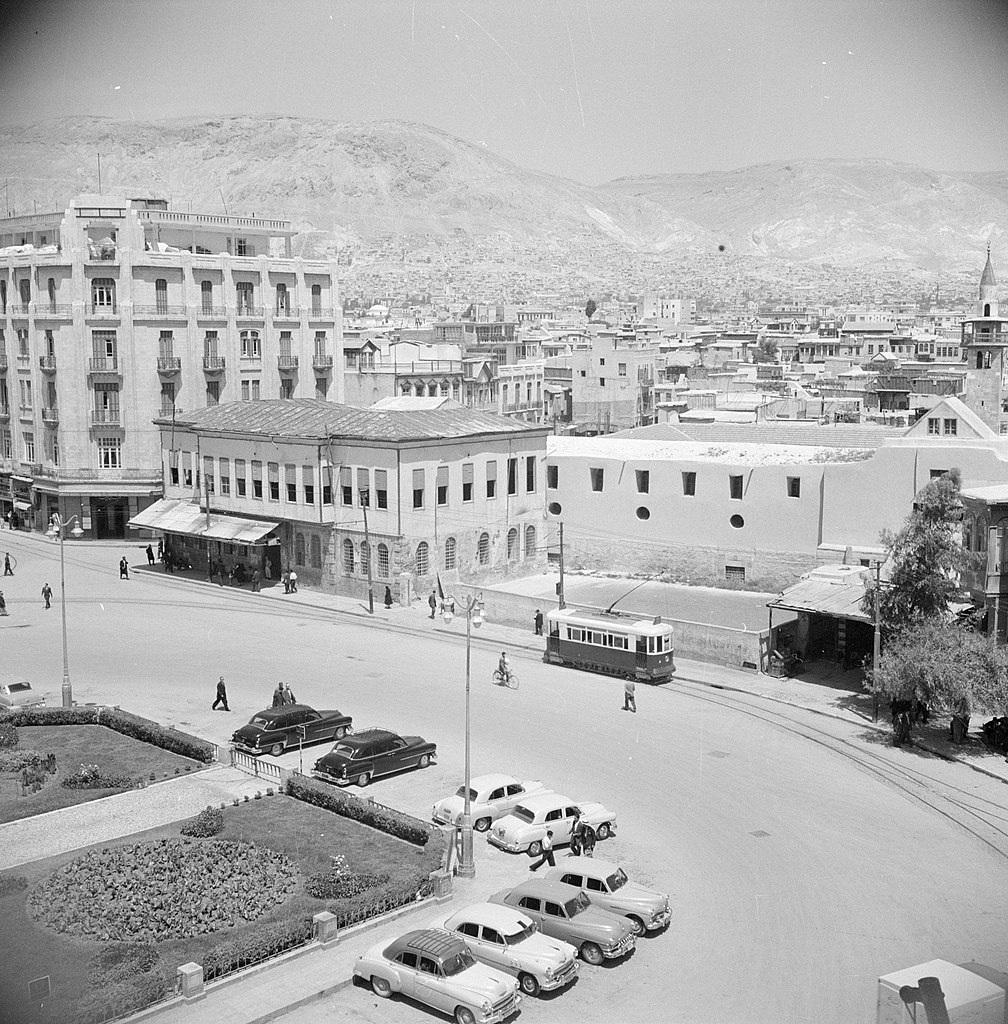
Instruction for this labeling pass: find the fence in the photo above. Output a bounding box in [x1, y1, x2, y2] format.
[230, 747, 284, 781]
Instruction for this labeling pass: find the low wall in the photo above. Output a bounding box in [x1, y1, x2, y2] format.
[451, 583, 767, 672]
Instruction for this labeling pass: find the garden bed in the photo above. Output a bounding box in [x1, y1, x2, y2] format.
[0, 793, 441, 1024]
[0, 725, 206, 824]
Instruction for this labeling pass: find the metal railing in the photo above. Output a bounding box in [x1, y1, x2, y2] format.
[87, 303, 119, 317]
[41, 406, 58, 423]
[312, 354, 333, 370]
[278, 355, 299, 371]
[196, 306, 228, 319]
[10, 303, 30, 317]
[203, 355, 226, 372]
[34, 465, 159, 481]
[133, 304, 187, 318]
[235, 305, 265, 319]
[230, 747, 285, 781]
[157, 355, 182, 372]
[90, 408, 122, 427]
[306, 307, 336, 319]
[34, 304, 73, 318]
[0, 355, 6, 371]
[39, 355, 57, 371]
[273, 307, 299, 320]
[88, 357, 121, 375]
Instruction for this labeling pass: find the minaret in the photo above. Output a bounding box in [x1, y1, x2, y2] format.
[980, 242, 999, 318]
[961, 245, 1007, 432]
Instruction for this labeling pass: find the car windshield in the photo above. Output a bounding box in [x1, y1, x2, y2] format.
[504, 921, 538, 945]
[8, 683, 30, 692]
[565, 892, 591, 917]
[441, 948, 476, 976]
[606, 868, 628, 891]
[455, 786, 477, 801]
[331, 743, 358, 758]
[512, 806, 536, 823]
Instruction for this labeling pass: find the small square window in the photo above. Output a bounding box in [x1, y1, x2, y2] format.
[590, 467, 604, 492]
[725, 565, 746, 583]
[927, 418, 940, 435]
[943, 418, 957, 436]
[787, 477, 800, 498]
[682, 471, 696, 496]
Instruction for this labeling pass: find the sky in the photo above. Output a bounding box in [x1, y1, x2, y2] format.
[0, 0, 1006, 183]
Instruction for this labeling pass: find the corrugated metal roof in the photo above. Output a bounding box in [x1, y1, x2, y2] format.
[128, 498, 279, 544]
[768, 572, 871, 622]
[159, 399, 541, 443]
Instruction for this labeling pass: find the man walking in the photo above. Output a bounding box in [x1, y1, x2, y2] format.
[581, 822, 597, 858]
[3, 552, 13, 576]
[212, 675, 230, 712]
[428, 590, 438, 619]
[250, 568, 260, 592]
[623, 678, 636, 713]
[272, 682, 285, 708]
[119, 556, 129, 580]
[283, 682, 297, 705]
[41, 582, 52, 610]
[529, 829, 556, 871]
[146, 544, 155, 566]
[0, 590, 7, 615]
[534, 608, 543, 635]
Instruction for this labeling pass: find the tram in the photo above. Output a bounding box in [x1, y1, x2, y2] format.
[544, 607, 675, 682]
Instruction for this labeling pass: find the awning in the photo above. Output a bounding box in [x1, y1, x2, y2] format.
[12, 475, 33, 484]
[14, 500, 33, 512]
[767, 569, 872, 623]
[128, 498, 279, 544]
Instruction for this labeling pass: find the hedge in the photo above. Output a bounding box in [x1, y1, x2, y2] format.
[74, 970, 166, 1024]
[180, 806, 224, 838]
[88, 942, 160, 987]
[202, 915, 315, 982]
[1, 706, 215, 763]
[0, 721, 17, 749]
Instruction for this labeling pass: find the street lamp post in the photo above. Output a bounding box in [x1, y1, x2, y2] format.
[442, 593, 484, 879]
[46, 513, 84, 708]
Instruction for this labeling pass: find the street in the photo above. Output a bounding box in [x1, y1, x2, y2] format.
[2, 531, 1007, 1024]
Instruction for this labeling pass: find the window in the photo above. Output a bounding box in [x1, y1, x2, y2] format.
[547, 464, 558, 489]
[204, 456, 215, 494]
[416, 541, 429, 576]
[311, 283, 322, 313]
[19, 378, 33, 410]
[287, 465, 298, 502]
[97, 437, 120, 469]
[235, 459, 246, 496]
[413, 468, 424, 509]
[730, 514, 744, 528]
[518, 896, 541, 913]
[462, 462, 473, 502]
[92, 329, 117, 364]
[343, 538, 354, 574]
[930, 468, 948, 480]
[251, 380, 260, 401]
[241, 380, 250, 402]
[155, 278, 167, 312]
[636, 506, 650, 520]
[93, 382, 119, 422]
[303, 466, 314, 505]
[275, 283, 290, 315]
[507, 457, 517, 496]
[357, 468, 369, 506]
[240, 330, 261, 358]
[280, 379, 294, 399]
[590, 467, 604, 492]
[507, 527, 519, 560]
[927, 417, 940, 435]
[160, 382, 176, 417]
[219, 457, 230, 496]
[943, 418, 957, 436]
[23, 431, 35, 463]
[91, 278, 115, 309]
[308, 535, 321, 569]
[682, 471, 697, 496]
[526, 456, 536, 493]
[477, 531, 490, 565]
[787, 477, 801, 498]
[377, 543, 390, 578]
[359, 540, 369, 575]
[295, 533, 305, 565]
[375, 469, 388, 509]
[444, 536, 456, 570]
[486, 460, 497, 498]
[268, 462, 279, 501]
[1, 430, 10, 459]
[725, 565, 746, 582]
[618, 362, 627, 376]
[236, 281, 254, 310]
[201, 280, 213, 312]
[341, 466, 353, 505]
[522, 526, 536, 559]
[599, 377, 606, 387]
[203, 330, 219, 359]
[729, 474, 743, 500]
[599, 357, 605, 366]
[251, 460, 263, 499]
[635, 469, 649, 494]
[437, 465, 448, 506]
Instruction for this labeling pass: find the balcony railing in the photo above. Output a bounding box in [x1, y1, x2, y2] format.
[34, 465, 160, 481]
[235, 306, 265, 319]
[87, 303, 119, 317]
[16, 353, 31, 367]
[157, 356, 182, 373]
[278, 355, 299, 371]
[133, 304, 188, 318]
[312, 354, 334, 371]
[273, 307, 299, 321]
[307, 307, 336, 320]
[89, 408, 122, 427]
[10, 304, 30, 318]
[0, 355, 7, 372]
[34, 304, 73, 319]
[19, 404, 34, 419]
[88, 357, 122, 377]
[196, 306, 228, 319]
[41, 406, 59, 424]
[159, 405, 183, 418]
[0, 406, 9, 420]
[203, 355, 226, 373]
[39, 355, 57, 372]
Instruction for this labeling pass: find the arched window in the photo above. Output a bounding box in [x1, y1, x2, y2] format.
[524, 524, 536, 558]
[977, 351, 985, 369]
[440, 379, 450, 396]
[444, 536, 456, 570]
[428, 382, 438, 397]
[294, 532, 305, 566]
[452, 380, 461, 401]
[507, 527, 518, 561]
[477, 531, 490, 565]
[310, 534, 322, 569]
[416, 541, 429, 576]
[360, 540, 370, 576]
[985, 352, 993, 369]
[400, 381, 412, 396]
[342, 537, 354, 574]
[984, 303, 991, 317]
[377, 543, 390, 578]
[502, 383, 509, 408]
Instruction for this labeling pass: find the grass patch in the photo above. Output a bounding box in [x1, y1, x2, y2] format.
[0, 794, 440, 1024]
[0, 726, 204, 824]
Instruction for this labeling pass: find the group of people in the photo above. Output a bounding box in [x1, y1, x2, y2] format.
[528, 812, 597, 872]
[282, 570, 298, 594]
[271, 681, 297, 707]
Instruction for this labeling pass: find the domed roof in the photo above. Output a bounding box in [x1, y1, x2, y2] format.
[980, 244, 997, 288]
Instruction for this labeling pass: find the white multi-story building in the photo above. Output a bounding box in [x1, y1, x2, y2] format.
[0, 195, 341, 537]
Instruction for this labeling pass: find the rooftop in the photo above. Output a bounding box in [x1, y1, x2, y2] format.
[611, 421, 903, 451]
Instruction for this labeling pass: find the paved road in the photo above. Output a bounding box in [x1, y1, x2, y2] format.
[3, 531, 1006, 1024]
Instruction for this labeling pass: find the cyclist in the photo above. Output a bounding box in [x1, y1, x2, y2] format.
[497, 651, 511, 686]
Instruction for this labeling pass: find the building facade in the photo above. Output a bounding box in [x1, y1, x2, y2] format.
[960, 247, 1008, 434]
[0, 195, 341, 536]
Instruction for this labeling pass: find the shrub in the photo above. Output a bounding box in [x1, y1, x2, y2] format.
[305, 868, 390, 900]
[180, 806, 224, 838]
[87, 942, 159, 986]
[202, 915, 314, 981]
[0, 749, 42, 772]
[61, 763, 136, 790]
[0, 874, 28, 899]
[74, 970, 166, 1024]
[0, 721, 18, 750]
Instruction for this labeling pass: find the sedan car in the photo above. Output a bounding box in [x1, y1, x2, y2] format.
[440, 902, 579, 996]
[0, 681, 45, 709]
[489, 879, 635, 966]
[545, 857, 670, 936]
[432, 774, 545, 832]
[487, 792, 616, 855]
[313, 727, 436, 787]
[231, 704, 352, 757]
[353, 927, 521, 1024]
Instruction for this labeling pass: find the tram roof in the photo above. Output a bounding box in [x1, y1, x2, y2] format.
[546, 607, 673, 636]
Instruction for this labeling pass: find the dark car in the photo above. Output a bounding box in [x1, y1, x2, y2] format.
[231, 704, 352, 757]
[312, 728, 436, 787]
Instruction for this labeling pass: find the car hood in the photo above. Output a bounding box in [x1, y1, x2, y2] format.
[568, 904, 635, 940]
[512, 933, 577, 964]
[461, 962, 517, 1001]
[605, 882, 667, 910]
[578, 801, 612, 822]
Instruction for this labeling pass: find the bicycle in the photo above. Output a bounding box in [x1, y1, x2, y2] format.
[492, 668, 519, 690]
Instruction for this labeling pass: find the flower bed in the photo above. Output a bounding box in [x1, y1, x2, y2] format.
[62, 763, 137, 791]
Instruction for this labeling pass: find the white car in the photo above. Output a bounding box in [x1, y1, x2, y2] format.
[0, 681, 45, 709]
[432, 774, 544, 832]
[439, 902, 579, 997]
[487, 792, 616, 855]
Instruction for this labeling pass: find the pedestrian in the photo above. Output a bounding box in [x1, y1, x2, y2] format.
[581, 822, 597, 858]
[157, 538, 164, 562]
[283, 682, 297, 705]
[272, 682, 285, 708]
[568, 814, 583, 857]
[289, 570, 297, 593]
[3, 552, 13, 576]
[0, 590, 7, 615]
[428, 590, 437, 619]
[534, 608, 543, 635]
[529, 829, 556, 871]
[264, 559, 272, 581]
[41, 582, 52, 609]
[146, 544, 155, 566]
[384, 584, 394, 608]
[282, 570, 291, 594]
[623, 678, 636, 713]
[119, 556, 129, 580]
[251, 568, 260, 592]
[212, 675, 230, 712]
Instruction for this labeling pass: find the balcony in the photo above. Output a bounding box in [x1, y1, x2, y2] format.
[16, 353, 31, 368]
[0, 406, 8, 420]
[10, 303, 30, 319]
[86, 303, 119, 320]
[34, 304, 73, 320]
[41, 406, 59, 424]
[312, 353, 334, 371]
[203, 355, 226, 374]
[88, 357, 122, 379]
[89, 408, 123, 429]
[307, 307, 336, 321]
[157, 355, 182, 375]
[235, 306, 265, 321]
[278, 354, 299, 372]
[0, 354, 7, 372]
[272, 307, 300, 322]
[196, 306, 228, 320]
[39, 355, 57, 373]
[159, 405, 183, 419]
[133, 304, 188, 319]
[19, 404, 34, 421]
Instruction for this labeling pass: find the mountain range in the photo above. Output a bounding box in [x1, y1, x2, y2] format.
[0, 115, 1004, 274]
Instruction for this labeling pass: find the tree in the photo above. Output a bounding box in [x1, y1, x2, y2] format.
[585, 298, 597, 321]
[751, 336, 779, 364]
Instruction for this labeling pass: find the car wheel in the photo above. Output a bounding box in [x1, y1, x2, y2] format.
[474, 816, 491, 833]
[596, 822, 612, 840]
[269, 742, 284, 757]
[627, 914, 645, 937]
[334, 726, 346, 739]
[371, 976, 391, 999]
[454, 1006, 477, 1024]
[527, 839, 542, 857]
[356, 772, 371, 787]
[519, 972, 540, 996]
[418, 754, 430, 768]
[580, 941, 604, 966]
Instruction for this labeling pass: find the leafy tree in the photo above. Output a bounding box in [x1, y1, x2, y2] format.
[462, 303, 474, 320]
[752, 336, 779, 363]
[585, 298, 597, 321]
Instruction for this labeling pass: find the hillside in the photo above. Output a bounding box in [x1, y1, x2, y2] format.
[0, 115, 1004, 273]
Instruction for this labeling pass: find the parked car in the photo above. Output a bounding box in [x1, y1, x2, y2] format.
[489, 879, 635, 966]
[439, 901, 579, 996]
[487, 792, 616, 855]
[432, 774, 545, 832]
[0, 681, 44, 709]
[313, 728, 436, 787]
[353, 927, 521, 1024]
[231, 704, 352, 758]
[544, 857, 670, 936]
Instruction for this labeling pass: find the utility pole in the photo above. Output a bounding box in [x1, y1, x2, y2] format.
[97, 152, 102, 194]
[361, 489, 374, 614]
[872, 560, 881, 723]
[205, 473, 212, 581]
[558, 521, 566, 610]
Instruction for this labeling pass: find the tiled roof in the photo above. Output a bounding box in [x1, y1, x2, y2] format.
[160, 399, 543, 443]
